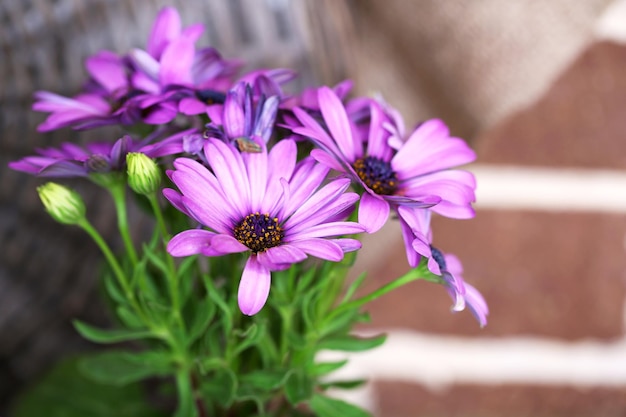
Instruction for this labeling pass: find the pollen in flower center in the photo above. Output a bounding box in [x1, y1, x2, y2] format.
[234, 212, 284, 253]
[352, 156, 398, 195]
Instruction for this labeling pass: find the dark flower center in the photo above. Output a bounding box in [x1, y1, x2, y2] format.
[430, 246, 447, 271]
[234, 212, 284, 253]
[196, 89, 226, 105]
[86, 154, 111, 173]
[352, 156, 398, 195]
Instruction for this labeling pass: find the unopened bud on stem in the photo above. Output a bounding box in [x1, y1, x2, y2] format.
[126, 152, 161, 195]
[37, 182, 86, 225]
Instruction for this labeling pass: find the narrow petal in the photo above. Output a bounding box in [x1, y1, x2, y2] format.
[147, 6, 182, 59]
[288, 239, 344, 262]
[224, 91, 245, 138]
[318, 87, 357, 161]
[285, 222, 365, 240]
[358, 192, 390, 233]
[159, 38, 194, 86]
[167, 229, 215, 256]
[399, 218, 420, 267]
[260, 245, 307, 267]
[310, 149, 346, 173]
[85, 51, 127, 93]
[332, 238, 362, 253]
[464, 283, 489, 327]
[238, 256, 271, 315]
[208, 234, 249, 254]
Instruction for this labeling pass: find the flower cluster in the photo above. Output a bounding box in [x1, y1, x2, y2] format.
[11, 6, 487, 325]
[10, 6, 491, 415]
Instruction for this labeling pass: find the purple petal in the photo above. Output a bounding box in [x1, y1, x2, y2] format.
[392, 119, 476, 179]
[204, 139, 250, 215]
[358, 192, 390, 233]
[310, 149, 346, 172]
[332, 238, 362, 253]
[179, 97, 208, 115]
[238, 256, 271, 315]
[167, 229, 215, 256]
[318, 87, 358, 161]
[159, 38, 194, 86]
[130, 48, 160, 80]
[208, 234, 249, 254]
[286, 221, 365, 240]
[147, 6, 182, 59]
[464, 283, 489, 327]
[399, 218, 420, 267]
[287, 239, 345, 262]
[142, 103, 178, 124]
[260, 245, 307, 267]
[85, 51, 128, 94]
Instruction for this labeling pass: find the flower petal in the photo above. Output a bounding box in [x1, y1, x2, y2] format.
[238, 256, 271, 315]
[358, 192, 390, 233]
[167, 229, 215, 256]
[288, 238, 345, 262]
[318, 87, 358, 162]
[147, 6, 182, 59]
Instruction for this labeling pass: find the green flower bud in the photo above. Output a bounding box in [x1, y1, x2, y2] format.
[126, 152, 161, 195]
[37, 182, 86, 225]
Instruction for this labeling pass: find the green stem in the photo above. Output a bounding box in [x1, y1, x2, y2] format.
[108, 181, 139, 266]
[77, 218, 149, 325]
[147, 193, 184, 330]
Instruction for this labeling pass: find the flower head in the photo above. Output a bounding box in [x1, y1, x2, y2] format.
[400, 207, 488, 327]
[9, 133, 186, 178]
[165, 138, 364, 315]
[37, 182, 86, 225]
[293, 87, 476, 233]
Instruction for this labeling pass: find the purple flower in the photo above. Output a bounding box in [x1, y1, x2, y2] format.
[399, 207, 488, 327]
[8, 132, 186, 178]
[164, 138, 364, 315]
[292, 87, 476, 233]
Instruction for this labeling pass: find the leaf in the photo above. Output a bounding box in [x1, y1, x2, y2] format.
[284, 369, 313, 405]
[308, 360, 349, 376]
[79, 350, 172, 386]
[342, 272, 367, 303]
[142, 243, 169, 275]
[233, 322, 266, 356]
[187, 296, 216, 346]
[200, 367, 237, 408]
[320, 378, 367, 390]
[103, 272, 126, 304]
[11, 357, 165, 417]
[202, 273, 233, 334]
[239, 369, 288, 391]
[116, 306, 144, 329]
[309, 393, 372, 417]
[73, 320, 153, 344]
[319, 308, 359, 338]
[319, 334, 387, 352]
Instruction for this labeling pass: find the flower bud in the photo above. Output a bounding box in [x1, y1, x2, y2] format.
[126, 152, 161, 195]
[37, 182, 86, 225]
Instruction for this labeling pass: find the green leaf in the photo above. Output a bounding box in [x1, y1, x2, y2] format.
[309, 393, 372, 417]
[319, 308, 359, 338]
[73, 320, 153, 344]
[187, 296, 216, 346]
[284, 369, 313, 405]
[319, 334, 387, 352]
[202, 273, 233, 334]
[320, 379, 367, 390]
[79, 350, 172, 386]
[308, 360, 349, 376]
[116, 306, 144, 329]
[142, 243, 169, 275]
[200, 367, 237, 408]
[103, 272, 126, 304]
[342, 272, 367, 303]
[239, 369, 289, 391]
[11, 357, 165, 417]
[233, 322, 266, 356]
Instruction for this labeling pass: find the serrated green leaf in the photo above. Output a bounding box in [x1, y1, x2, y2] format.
[309, 360, 349, 376]
[79, 350, 172, 386]
[309, 393, 372, 417]
[200, 367, 237, 408]
[11, 357, 165, 417]
[284, 369, 313, 405]
[73, 320, 153, 344]
[319, 334, 387, 352]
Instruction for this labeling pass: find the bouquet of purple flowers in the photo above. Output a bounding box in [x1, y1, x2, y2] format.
[10, 7, 487, 417]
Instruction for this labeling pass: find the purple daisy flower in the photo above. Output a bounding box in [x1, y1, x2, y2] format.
[182, 82, 279, 158]
[398, 207, 488, 327]
[164, 138, 364, 315]
[8, 132, 187, 178]
[292, 87, 476, 233]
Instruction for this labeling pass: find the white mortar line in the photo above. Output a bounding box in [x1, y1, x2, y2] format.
[595, 0, 626, 43]
[471, 164, 626, 212]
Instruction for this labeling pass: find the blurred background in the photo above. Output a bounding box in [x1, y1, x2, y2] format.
[2, 0, 626, 415]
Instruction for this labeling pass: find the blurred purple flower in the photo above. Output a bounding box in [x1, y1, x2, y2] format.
[164, 138, 364, 315]
[9, 132, 187, 178]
